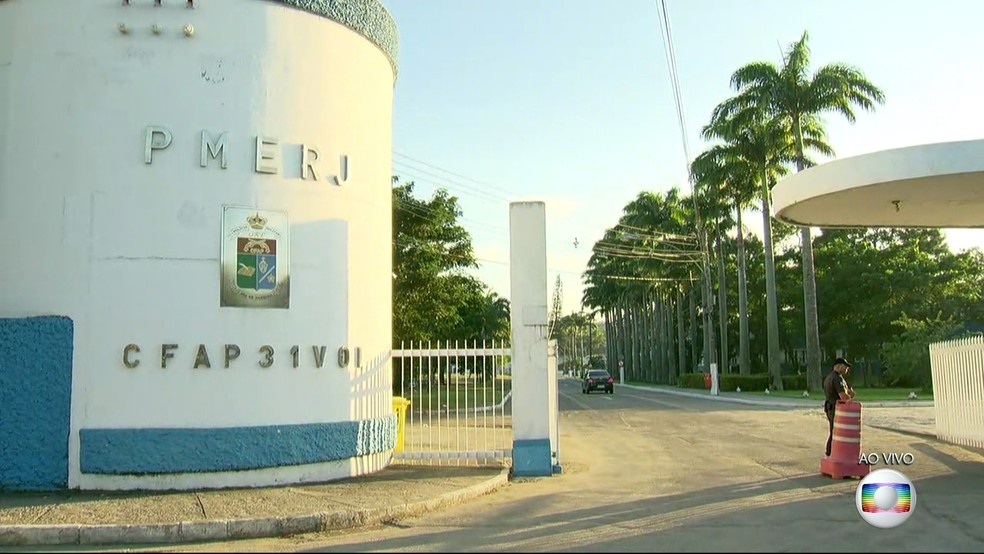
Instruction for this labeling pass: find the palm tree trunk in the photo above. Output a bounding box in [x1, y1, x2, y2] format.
[640, 296, 652, 382]
[735, 200, 751, 376]
[588, 316, 593, 369]
[604, 309, 613, 374]
[664, 294, 675, 382]
[700, 235, 718, 376]
[701, 269, 718, 389]
[609, 308, 617, 375]
[761, 170, 783, 391]
[689, 285, 698, 371]
[800, 226, 822, 389]
[659, 293, 668, 383]
[792, 118, 823, 392]
[631, 303, 642, 382]
[618, 301, 629, 378]
[651, 294, 660, 382]
[642, 292, 658, 383]
[715, 221, 729, 374]
[676, 287, 686, 382]
[646, 292, 663, 383]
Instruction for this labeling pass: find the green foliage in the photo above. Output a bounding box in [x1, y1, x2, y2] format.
[814, 229, 982, 359]
[782, 375, 808, 391]
[879, 313, 961, 390]
[677, 372, 807, 392]
[719, 374, 770, 392]
[392, 178, 509, 345]
[677, 373, 706, 389]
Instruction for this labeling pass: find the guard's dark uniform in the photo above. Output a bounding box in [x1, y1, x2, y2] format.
[823, 370, 848, 456]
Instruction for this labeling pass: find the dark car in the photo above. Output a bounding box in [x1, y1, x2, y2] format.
[582, 369, 614, 394]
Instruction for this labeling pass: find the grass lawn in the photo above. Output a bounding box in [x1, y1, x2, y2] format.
[400, 379, 511, 411]
[747, 387, 932, 402]
[623, 380, 931, 402]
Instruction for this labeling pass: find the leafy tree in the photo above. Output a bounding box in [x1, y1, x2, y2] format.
[393, 178, 476, 344]
[392, 178, 509, 344]
[880, 313, 961, 390]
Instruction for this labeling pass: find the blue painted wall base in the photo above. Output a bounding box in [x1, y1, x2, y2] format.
[0, 316, 74, 491]
[512, 438, 553, 477]
[81, 414, 397, 475]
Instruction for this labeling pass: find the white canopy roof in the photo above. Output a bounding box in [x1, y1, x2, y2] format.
[772, 139, 984, 228]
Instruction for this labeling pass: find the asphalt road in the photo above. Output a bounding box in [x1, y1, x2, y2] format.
[167, 379, 984, 552]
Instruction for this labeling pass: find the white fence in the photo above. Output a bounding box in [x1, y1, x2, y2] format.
[391, 340, 513, 466]
[929, 335, 984, 450]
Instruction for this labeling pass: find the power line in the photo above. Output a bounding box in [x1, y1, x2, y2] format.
[395, 151, 667, 243]
[394, 151, 519, 199]
[393, 161, 512, 204]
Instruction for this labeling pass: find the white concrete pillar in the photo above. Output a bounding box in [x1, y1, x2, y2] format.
[509, 202, 553, 477]
[547, 340, 559, 470]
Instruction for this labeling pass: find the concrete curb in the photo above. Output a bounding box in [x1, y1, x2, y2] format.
[616, 383, 934, 409]
[0, 467, 510, 547]
[617, 384, 806, 407]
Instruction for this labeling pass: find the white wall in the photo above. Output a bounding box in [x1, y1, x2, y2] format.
[0, 0, 394, 488]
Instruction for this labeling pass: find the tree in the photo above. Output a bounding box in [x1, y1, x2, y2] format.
[549, 276, 563, 340]
[880, 313, 960, 390]
[813, 228, 984, 377]
[701, 109, 795, 388]
[394, 178, 505, 344]
[692, 146, 757, 375]
[721, 31, 886, 391]
[582, 188, 703, 384]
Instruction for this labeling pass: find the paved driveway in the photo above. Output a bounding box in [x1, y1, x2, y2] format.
[163, 379, 984, 552]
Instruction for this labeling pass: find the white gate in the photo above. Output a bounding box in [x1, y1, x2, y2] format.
[392, 340, 512, 466]
[929, 335, 984, 449]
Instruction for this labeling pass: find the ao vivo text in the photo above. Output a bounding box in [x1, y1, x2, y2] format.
[858, 452, 915, 466]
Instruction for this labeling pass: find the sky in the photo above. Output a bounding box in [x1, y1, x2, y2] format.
[382, 0, 984, 316]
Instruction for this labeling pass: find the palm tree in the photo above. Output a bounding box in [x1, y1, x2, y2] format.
[689, 163, 735, 374]
[703, 106, 834, 388]
[702, 110, 791, 389]
[691, 147, 757, 375]
[722, 31, 885, 390]
[481, 291, 510, 341]
[583, 189, 703, 382]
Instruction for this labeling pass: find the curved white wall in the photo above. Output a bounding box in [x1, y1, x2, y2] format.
[0, 0, 396, 490]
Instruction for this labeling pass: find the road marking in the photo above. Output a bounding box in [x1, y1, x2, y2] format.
[559, 388, 595, 411]
[618, 392, 699, 412]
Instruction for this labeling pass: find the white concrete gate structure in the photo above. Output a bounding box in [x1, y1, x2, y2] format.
[0, 0, 399, 491]
[390, 202, 560, 475]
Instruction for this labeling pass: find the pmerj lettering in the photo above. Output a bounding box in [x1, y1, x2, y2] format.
[858, 452, 916, 466]
[144, 126, 350, 185]
[121, 344, 353, 370]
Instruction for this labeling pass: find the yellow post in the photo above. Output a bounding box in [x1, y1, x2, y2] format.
[392, 396, 411, 452]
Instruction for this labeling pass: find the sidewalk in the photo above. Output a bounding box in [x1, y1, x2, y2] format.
[618, 382, 938, 437]
[0, 464, 509, 547]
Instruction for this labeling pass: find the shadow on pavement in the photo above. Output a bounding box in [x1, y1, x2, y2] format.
[298, 459, 984, 553]
[0, 466, 496, 512]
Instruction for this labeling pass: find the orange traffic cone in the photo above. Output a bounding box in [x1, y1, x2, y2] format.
[820, 400, 870, 479]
